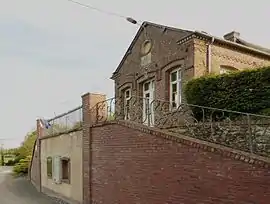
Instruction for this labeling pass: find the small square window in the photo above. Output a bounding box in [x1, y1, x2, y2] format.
[61, 158, 70, 184]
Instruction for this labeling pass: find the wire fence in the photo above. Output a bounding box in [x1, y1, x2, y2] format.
[91, 96, 270, 157]
[43, 105, 83, 136]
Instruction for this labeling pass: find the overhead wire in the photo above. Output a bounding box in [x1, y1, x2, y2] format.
[66, 0, 141, 24]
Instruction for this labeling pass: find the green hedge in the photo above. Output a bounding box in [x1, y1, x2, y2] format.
[184, 66, 270, 117]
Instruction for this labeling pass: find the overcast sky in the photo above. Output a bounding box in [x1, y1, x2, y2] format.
[0, 0, 269, 148]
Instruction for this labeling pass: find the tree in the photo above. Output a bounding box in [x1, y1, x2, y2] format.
[16, 131, 37, 158]
[4, 130, 37, 175]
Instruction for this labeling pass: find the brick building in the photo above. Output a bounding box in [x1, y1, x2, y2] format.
[30, 21, 270, 204]
[111, 21, 270, 124]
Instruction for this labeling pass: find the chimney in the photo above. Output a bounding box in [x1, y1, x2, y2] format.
[223, 31, 240, 42]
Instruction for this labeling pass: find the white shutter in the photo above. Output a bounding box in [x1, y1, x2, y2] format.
[52, 156, 62, 184]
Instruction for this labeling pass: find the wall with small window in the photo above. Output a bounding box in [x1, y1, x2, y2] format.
[40, 131, 82, 203]
[220, 65, 238, 74]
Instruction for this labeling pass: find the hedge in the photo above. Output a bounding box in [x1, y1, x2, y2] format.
[184, 66, 270, 118]
[13, 156, 32, 176]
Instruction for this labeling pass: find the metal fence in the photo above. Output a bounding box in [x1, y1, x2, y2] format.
[91, 96, 270, 157]
[43, 105, 83, 136]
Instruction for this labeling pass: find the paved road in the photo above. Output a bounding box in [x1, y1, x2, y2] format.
[0, 166, 58, 204]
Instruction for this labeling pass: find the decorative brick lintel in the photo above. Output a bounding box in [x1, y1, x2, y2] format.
[94, 120, 270, 168]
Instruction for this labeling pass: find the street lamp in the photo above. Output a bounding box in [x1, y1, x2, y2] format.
[126, 17, 149, 40]
[126, 17, 138, 25]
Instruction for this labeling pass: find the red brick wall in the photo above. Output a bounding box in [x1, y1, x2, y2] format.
[90, 122, 270, 204]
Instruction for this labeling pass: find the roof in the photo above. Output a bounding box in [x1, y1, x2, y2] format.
[111, 22, 270, 79]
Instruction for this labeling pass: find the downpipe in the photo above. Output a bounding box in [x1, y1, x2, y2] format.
[207, 37, 215, 74]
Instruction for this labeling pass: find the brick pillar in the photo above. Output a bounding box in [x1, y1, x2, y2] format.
[82, 93, 106, 204]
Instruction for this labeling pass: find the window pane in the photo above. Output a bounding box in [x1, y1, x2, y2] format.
[172, 83, 177, 93]
[179, 83, 182, 103]
[172, 93, 176, 101]
[171, 71, 177, 82]
[144, 82, 149, 91]
[172, 93, 177, 108]
[125, 90, 130, 98]
[61, 159, 70, 182]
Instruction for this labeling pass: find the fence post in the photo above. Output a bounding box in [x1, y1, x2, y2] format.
[81, 93, 106, 204]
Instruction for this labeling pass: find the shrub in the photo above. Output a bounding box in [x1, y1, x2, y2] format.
[13, 156, 31, 176]
[13, 155, 26, 164]
[184, 66, 270, 119]
[5, 159, 16, 166]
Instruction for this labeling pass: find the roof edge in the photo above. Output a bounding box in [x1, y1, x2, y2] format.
[194, 31, 270, 58]
[112, 21, 194, 77]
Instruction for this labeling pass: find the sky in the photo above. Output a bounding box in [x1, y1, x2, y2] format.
[0, 0, 269, 148]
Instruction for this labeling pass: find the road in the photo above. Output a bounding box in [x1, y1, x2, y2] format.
[0, 166, 58, 204]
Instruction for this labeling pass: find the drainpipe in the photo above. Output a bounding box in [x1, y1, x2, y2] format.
[207, 37, 215, 74]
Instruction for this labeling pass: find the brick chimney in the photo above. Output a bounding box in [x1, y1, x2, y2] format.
[223, 31, 240, 42]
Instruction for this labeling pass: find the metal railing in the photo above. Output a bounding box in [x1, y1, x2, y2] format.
[91, 96, 270, 157]
[43, 105, 83, 136]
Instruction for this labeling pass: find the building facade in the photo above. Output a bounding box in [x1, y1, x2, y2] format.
[111, 22, 270, 125]
[40, 130, 83, 204]
[29, 22, 270, 204]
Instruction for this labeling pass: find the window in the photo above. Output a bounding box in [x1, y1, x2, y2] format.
[47, 157, 52, 178]
[220, 65, 238, 74]
[61, 157, 70, 184]
[169, 69, 182, 110]
[124, 89, 131, 120]
[141, 40, 152, 56]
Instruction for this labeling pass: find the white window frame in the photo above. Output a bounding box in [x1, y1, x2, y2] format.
[52, 156, 62, 184]
[169, 68, 182, 110]
[124, 88, 131, 120]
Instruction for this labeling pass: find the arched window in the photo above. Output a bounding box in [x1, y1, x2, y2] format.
[169, 68, 182, 110]
[123, 88, 131, 120]
[220, 65, 238, 74]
